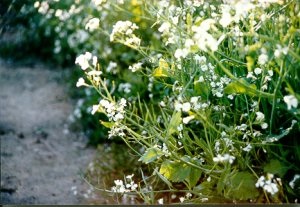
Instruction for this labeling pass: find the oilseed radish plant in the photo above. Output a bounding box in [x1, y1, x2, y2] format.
[12, 0, 300, 204]
[74, 0, 300, 203]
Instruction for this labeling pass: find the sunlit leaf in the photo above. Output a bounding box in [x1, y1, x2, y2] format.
[153, 58, 169, 78]
[138, 147, 164, 164]
[160, 160, 190, 182]
[100, 121, 114, 128]
[160, 158, 201, 188]
[246, 56, 254, 71]
[224, 78, 257, 96]
[167, 111, 182, 136]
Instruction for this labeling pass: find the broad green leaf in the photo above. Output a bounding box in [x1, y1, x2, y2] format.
[181, 156, 202, 188]
[224, 78, 257, 96]
[160, 158, 201, 188]
[186, 167, 202, 188]
[224, 171, 259, 200]
[264, 159, 289, 177]
[138, 148, 164, 164]
[159, 160, 190, 182]
[194, 81, 209, 99]
[167, 111, 182, 136]
[100, 121, 114, 128]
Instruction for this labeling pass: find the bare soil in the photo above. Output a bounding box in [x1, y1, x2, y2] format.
[0, 59, 99, 204]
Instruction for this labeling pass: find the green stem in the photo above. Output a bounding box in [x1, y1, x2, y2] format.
[269, 60, 284, 134]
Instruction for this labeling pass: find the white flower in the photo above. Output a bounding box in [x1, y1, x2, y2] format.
[264, 182, 279, 195]
[219, 10, 232, 28]
[129, 62, 143, 72]
[182, 102, 191, 112]
[190, 96, 199, 104]
[284, 95, 298, 110]
[186, 192, 192, 199]
[174, 102, 182, 111]
[92, 56, 98, 66]
[235, 124, 247, 131]
[158, 22, 171, 33]
[213, 153, 235, 164]
[261, 122, 268, 129]
[183, 115, 195, 124]
[76, 77, 86, 87]
[255, 176, 266, 188]
[112, 179, 126, 193]
[158, 198, 164, 204]
[254, 67, 262, 75]
[91, 104, 99, 115]
[110, 20, 139, 42]
[243, 144, 252, 152]
[258, 53, 268, 65]
[92, 0, 106, 6]
[174, 48, 189, 59]
[126, 174, 134, 179]
[289, 174, 300, 189]
[106, 61, 118, 73]
[185, 39, 194, 49]
[85, 18, 100, 31]
[37, 1, 49, 14]
[34, 1, 40, 8]
[75, 52, 92, 70]
[179, 197, 185, 203]
[255, 111, 265, 122]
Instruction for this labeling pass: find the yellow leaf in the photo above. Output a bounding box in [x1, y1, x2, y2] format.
[153, 58, 169, 77]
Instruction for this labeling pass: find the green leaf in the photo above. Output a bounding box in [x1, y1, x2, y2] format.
[167, 111, 182, 136]
[264, 159, 289, 177]
[194, 81, 209, 99]
[138, 148, 164, 164]
[100, 121, 114, 128]
[181, 156, 202, 188]
[224, 78, 257, 96]
[224, 171, 259, 200]
[160, 160, 190, 182]
[186, 167, 202, 188]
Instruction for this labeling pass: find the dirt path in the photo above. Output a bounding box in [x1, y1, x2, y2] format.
[0, 59, 98, 204]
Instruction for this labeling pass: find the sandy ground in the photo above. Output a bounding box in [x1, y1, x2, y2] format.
[0, 59, 98, 204]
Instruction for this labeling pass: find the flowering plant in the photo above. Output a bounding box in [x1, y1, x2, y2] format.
[75, 0, 300, 204]
[7, 0, 299, 204]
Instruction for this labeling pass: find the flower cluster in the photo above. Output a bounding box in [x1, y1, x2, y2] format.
[255, 174, 279, 195]
[110, 20, 141, 47]
[75, 52, 98, 70]
[213, 153, 235, 164]
[92, 98, 127, 122]
[111, 174, 138, 193]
